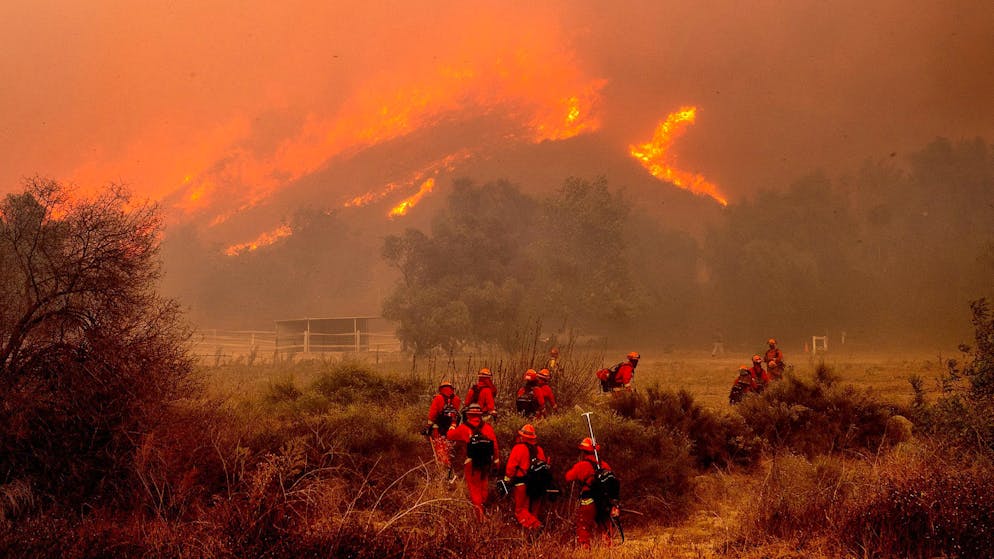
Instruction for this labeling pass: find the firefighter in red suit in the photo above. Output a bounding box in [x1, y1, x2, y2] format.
[516, 369, 546, 418]
[613, 352, 640, 391]
[426, 380, 460, 468]
[536, 368, 558, 416]
[447, 404, 499, 521]
[764, 338, 785, 380]
[465, 368, 497, 420]
[564, 437, 616, 549]
[749, 354, 771, 390]
[504, 424, 547, 530]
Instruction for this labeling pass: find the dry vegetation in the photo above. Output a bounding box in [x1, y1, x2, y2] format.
[8, 344, 993, 559]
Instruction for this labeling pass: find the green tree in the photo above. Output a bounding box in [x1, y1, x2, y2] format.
[0, 178, 194, 506]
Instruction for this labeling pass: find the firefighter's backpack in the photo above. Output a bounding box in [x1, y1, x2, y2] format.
[436, 395, 460, 433]
[515, 386, 540, 416]
[596, 363, 624, 392]
[466, 427, 494, 469]
[591, 466, 621, 514]
[524, 445, 553, 499]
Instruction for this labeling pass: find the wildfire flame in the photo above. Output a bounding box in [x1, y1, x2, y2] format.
[630, 106, 727, 206]
[388, 178, 435, 218]
[223, 224, 293, 256]
[160, 50, 603, 226]
[343, 150, 472, 209]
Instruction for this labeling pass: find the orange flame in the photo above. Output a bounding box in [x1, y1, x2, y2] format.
[388, 178, 435, 218]
[630, 106, 727, 206]
[156, 47, 603, 225]
[343, 150, 472, 209]
[223, 224, 293, 256]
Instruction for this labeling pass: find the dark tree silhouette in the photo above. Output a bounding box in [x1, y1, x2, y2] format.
[0, 178, 194, 506]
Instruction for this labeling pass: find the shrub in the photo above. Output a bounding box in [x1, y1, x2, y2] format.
[737, 369, 895, 457]
[311, 361, 423, 406]
[605, 384, 762, 469]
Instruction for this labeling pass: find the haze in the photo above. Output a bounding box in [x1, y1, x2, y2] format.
[2, 0, 992, 347]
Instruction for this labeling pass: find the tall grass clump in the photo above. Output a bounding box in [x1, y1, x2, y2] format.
[843, 444, 994, 558]
[312, 360, 424, 406]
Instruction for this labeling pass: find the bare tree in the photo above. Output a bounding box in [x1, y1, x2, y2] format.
[0, 178, 194, 505]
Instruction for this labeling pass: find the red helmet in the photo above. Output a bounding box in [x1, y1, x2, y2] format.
[518, 424, 537, 440]
[537, 368, 551, 381]
[523, 369, 538, 382]
[478, 368, 492, 378]
[752, 355, 763, 364]
[464, 404, 484, 416]
[627, 351, 640, 361]
[768, 338, 777, 346]
[550, 347, 560, 356]
[439, 380, 454, 390]
[578, 437, 600, 452]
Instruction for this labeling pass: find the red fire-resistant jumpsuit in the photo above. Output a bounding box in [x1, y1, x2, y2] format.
[614, 361, 636, 390]
[465, 380, 496, 416]
[427, 388, 460, 466]
[516, 383, 546, 418]
[765, 347, 785, 379]
[565, 456, 615, 549]
[536, 380, 557, 416]
[505, 440, 547, 529]
[447, 417, 499, 521]
[749, 364, 771, 388]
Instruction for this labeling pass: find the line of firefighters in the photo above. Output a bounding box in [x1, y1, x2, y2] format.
[729, 338, 787, 404]
[424, 349, 634, 549]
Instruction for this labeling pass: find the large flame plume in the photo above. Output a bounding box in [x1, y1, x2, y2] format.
[630, 107, 727, 206]
[72, 22, 606, 230]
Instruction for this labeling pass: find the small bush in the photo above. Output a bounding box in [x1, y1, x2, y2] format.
[311, 361, 423, 406]
[606, 384, 762, 468]
[737, 369, 895, 457]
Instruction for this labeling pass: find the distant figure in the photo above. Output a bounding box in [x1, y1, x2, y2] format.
[546, 347, 562, 376]
[711, 330, 725, 357]
[465, 368, 497, 421]
[729, 367, 757, 404]
[426, 380, 461, 471]
[750, 354, 771, 391]
[447, 404, 499, 521]
[764, 338, 785, 379]
[536, 368, 558, 416]
[505, 424, 549, 533]
[516, 369, 546, 418]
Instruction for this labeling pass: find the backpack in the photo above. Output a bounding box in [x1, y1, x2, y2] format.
[466, 426, 495, 469]
[466, 384, 482, 405]
[596, 362, 624, 392]
[436, 395, 460, 433]
[590, 466, 621, 516]
[523, 444, 553, 499]
[515, 386, 539, 416]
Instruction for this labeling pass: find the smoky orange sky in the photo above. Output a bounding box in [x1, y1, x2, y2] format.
[2, 0, 992, 220]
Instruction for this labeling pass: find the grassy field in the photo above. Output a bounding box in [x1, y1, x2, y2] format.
[179, 345, 979, 559]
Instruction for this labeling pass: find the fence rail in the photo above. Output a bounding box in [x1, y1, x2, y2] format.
[192, 328, 402, 365]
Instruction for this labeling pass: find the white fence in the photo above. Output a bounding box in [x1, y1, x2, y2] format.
[192, 328, 402, 365]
